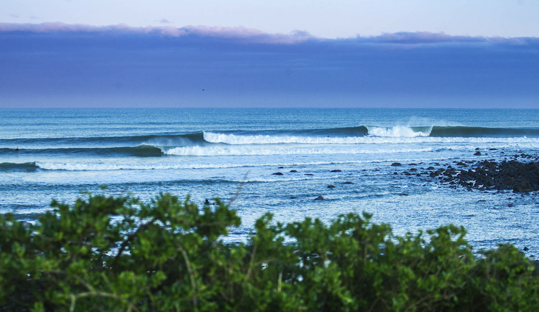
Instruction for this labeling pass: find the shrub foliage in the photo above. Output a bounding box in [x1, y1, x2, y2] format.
[1, 191, 539, 311]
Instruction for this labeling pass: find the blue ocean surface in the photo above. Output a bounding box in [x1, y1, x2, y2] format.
[1, 108, 539, 253]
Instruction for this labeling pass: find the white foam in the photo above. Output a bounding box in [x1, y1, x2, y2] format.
[203, 132, 367, 145]
[34, 161, 211, 171]
[367, 126, 430, 137]
[166, 146, 433, 157]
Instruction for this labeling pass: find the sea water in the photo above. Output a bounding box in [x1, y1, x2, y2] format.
[1, 108, 539, 253]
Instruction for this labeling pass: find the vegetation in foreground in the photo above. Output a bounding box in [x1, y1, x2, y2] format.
[1, 190, 539, 311]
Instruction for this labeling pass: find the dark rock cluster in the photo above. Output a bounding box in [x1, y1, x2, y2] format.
[427, 159, 539, 193]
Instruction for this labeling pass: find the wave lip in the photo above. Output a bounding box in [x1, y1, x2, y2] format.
[0, 145, 164, 157]
[0, 162, 39, 172]
[429, 126, 539, 138]
[111, 145, 164, 157]
[0, 132, 206, 148]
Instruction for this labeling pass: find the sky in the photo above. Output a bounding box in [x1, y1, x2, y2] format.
[1, 1, 538, 108]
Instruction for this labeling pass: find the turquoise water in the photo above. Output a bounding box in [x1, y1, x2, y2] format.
[1, 108, 539, 253]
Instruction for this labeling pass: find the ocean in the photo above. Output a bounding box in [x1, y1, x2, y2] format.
[1, 108, 539, 253]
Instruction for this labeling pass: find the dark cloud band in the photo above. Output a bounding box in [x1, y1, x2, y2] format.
[0, 23, 537, 108]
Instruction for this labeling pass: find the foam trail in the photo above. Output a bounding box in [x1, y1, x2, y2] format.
[204, 133, 539, 145]
[203, 132, 367, 145]
[34, 160, 370, 171]
[166, 146, 432, 157]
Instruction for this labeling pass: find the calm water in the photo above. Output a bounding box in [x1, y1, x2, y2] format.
[1, 108, 539, 253]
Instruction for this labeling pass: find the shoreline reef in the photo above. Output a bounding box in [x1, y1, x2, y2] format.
[393, 152, 539, 194]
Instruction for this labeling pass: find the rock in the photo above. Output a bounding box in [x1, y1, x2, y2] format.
[430, 168, 444, 177]
[514, 181, 532, 193]
[290, 170, 298, 173]
[304, 173, 313, 176]
[343, 181, 354, 184]
[327, 185, 335, 188]
[391, 162, 402, 166]
[330, 169, 342, 172]
[524, 247, 530, 251]
[290, 196, 296, 199]
[314, 196, 324, 200]
[272, 172, 284, 176]
[474, 151, 482, 156]
[278, 166, 284, 169]
[409, 163, 417, 166]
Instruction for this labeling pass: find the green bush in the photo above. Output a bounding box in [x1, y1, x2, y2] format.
[1, 191, 539, 311]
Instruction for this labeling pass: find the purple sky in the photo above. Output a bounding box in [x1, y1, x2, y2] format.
[0, 23, 538, 108]
[3, 0, 539, 39]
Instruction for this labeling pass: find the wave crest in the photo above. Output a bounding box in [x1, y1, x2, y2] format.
[367, 126, 431, 137]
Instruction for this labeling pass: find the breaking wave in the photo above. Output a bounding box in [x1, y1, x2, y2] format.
[2, 126, 538, 161]
[0, 162, 39, 172]
[2, 125, 537, 146]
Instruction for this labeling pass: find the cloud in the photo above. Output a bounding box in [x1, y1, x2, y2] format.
[351, 31, 538, 47]
[0, 22, 186, 37]
[373, 32, 483, 43]
[182, 25, 312, 44]
[0, 22, 537, 46]
[0, 22, 313, 44]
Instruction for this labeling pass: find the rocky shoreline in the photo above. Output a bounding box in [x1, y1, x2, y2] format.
[397, 152, 539, 193]
[270, 151, 539, 199]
